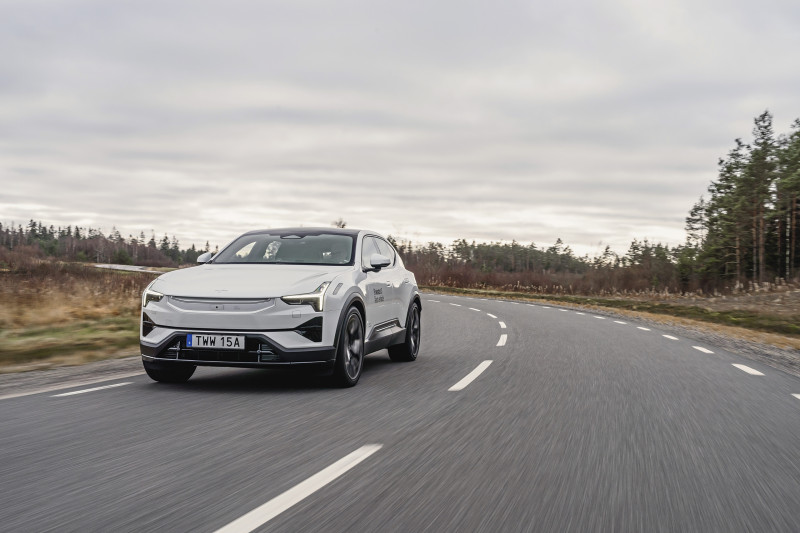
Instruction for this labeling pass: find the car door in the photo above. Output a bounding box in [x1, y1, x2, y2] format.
[360, 236, 395, 335]
[373, 237, 406, 323]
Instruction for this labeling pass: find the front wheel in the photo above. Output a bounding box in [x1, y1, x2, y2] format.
[333, 307, 365, 387]
[388, 302, 421, 362]
[143, 360, 196, 383]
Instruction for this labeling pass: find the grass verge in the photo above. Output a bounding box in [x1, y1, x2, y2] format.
[421, 285, 800, 338]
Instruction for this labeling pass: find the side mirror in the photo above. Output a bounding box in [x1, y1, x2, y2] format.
[197, 252, 213, 263]
[369, 253, 391, 271]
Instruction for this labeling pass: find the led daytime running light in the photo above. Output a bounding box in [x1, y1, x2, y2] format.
[281, 282, 330, 312]
[142, 289, 164, 308]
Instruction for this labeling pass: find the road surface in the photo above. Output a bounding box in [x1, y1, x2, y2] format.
[1, 294, 799, 532]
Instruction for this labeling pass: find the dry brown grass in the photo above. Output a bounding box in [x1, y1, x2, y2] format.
[0, 249, 155, 368]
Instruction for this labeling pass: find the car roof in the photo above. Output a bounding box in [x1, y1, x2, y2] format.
[242, 227, 363, 237]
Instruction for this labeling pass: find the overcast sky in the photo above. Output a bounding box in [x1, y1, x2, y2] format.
[2, 0, 799, 256]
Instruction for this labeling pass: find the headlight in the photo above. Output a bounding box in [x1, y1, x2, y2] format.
[281, 282, 330, 312]
[142, 288, 164, 308]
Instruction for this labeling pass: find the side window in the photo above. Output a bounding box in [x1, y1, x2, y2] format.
[361, 237, 379, 270]
[374, 238, 396, 267]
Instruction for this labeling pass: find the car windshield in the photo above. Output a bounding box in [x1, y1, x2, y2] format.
[213, 232, 355, 266]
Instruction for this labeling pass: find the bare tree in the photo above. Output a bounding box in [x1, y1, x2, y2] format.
[331, 218, 347, 228]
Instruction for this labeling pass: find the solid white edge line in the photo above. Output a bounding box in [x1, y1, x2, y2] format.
[614, 320, 627, 324]
[51, 382, 132, 397]
[486, 313, 497, 319]
[498, 322, 507, 329]
[468, 308, 481, 312]
[0, 371, 144, 401]
[693, 346, 714, 354]
[214, 445, 383, 533]
[448, 361, 493, 391]
[732, 364, 764, 376]
[497, 334, 507, 346]
[637, 327, 651, 331]
[663, 335, 678, 340]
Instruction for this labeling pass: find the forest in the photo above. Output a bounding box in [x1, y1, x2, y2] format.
[2, 111, 798, 296]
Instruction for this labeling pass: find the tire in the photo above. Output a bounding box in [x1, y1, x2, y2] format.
[388, 302, 421, 362]
[143, 360, 196, 383]
[333, 307, 365, 387]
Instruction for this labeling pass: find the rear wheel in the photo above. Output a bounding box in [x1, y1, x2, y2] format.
[143, 360, 196, 383]
[333, 307, 365, 387]
[388, 302, 421, 362]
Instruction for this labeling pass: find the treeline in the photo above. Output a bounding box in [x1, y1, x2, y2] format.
[0, 220, 213, 267]
[387, 236, 690, 295]
[686, 111, 800, 288]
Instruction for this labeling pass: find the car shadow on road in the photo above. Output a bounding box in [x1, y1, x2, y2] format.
[149, 352, 396, 394]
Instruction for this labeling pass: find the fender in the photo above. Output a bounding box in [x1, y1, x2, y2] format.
[333, 291, 367, 350]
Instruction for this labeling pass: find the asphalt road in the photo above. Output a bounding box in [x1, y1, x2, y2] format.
[2, 294, 800, 532]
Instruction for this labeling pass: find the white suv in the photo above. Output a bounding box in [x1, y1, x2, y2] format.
[140, 228, 421, 387]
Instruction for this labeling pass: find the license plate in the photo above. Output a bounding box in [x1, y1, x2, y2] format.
[186, 334, 245, 350]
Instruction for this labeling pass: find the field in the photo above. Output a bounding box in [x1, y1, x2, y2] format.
[0, 249, 155, 371]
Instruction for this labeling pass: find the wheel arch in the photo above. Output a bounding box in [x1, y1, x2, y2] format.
[333, 292, 366, 350]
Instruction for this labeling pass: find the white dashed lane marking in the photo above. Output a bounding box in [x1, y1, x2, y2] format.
[449, 361, 493, 391]
[213, 445, 383, 533]
[793, 394, 800, 401]
[468, 308, 481, 312]
[497, 334, 507, 347]
[594, 316, 606, 320]
[693, 346, 714, 354]
[498, 322, 507, 329]
[51, 382, 132, 397]
[732, 364, 764, 376]
[614, 320, 627, 325]
[575, 312, 585, 315]
[426, 299, 440, 303]
[449, 303, 461, 307]
[541, 306, 550, 309]
[637, 327, 651, 331]
[559, 309, 568, 312]
[663, 335, 678, 340]
[486, 313, 497, 319]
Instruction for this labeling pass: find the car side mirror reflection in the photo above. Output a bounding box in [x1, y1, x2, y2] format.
[197, 251, 214, 263]
[369, 253, 391, 271]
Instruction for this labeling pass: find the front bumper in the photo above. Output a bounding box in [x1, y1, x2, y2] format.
[141, 330, 336, 368]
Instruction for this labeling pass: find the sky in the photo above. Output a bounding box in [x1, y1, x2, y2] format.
[1, 0, 799, 256]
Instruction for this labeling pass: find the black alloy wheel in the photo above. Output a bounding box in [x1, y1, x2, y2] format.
[388, 302, 421, 362]
[334, 307, 365, 387]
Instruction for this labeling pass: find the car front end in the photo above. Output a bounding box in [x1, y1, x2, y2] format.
[140, 228, 361, 371]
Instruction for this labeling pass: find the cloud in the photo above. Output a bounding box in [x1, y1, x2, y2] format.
[1, 0, 799, 256]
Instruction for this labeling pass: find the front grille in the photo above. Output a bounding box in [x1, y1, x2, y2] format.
[156, 336, 279, 363]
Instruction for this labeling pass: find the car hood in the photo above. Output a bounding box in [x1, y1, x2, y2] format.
[151, 264, 346, 298]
